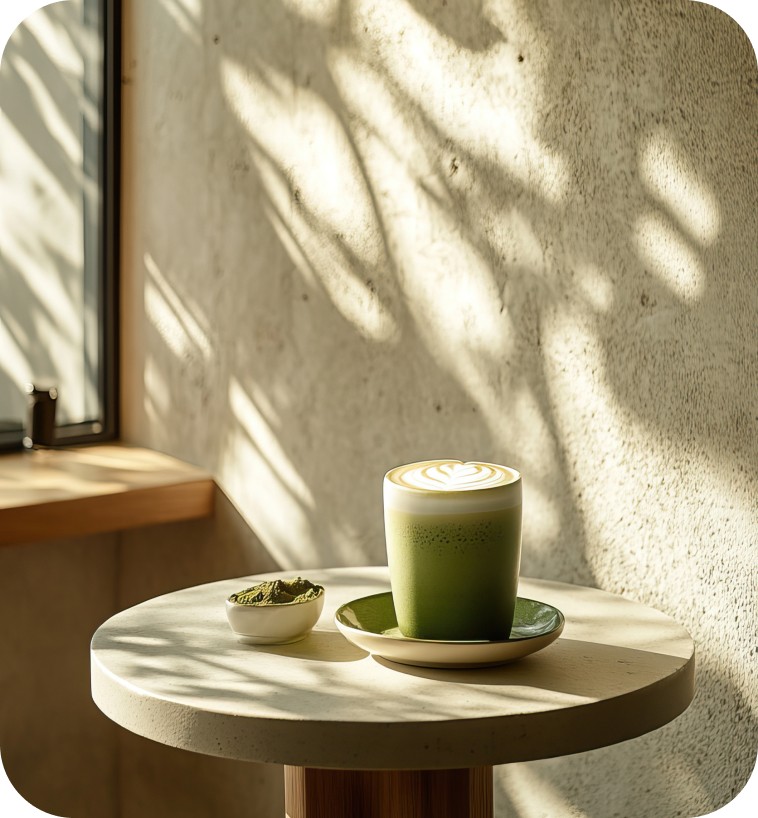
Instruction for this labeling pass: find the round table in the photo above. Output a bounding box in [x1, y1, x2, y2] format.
[91, 567, 695, 817]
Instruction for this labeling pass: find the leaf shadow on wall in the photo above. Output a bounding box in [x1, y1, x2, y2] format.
[128, 1, 757, 817]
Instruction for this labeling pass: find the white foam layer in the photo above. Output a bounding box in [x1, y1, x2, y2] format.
[384, 460, 521, 515]
[393, 461, 514, 491]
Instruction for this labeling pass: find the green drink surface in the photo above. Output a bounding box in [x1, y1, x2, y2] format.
[385, 504, 522, 640]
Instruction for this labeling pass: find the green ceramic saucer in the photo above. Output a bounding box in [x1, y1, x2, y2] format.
[334, 592, 564, 668]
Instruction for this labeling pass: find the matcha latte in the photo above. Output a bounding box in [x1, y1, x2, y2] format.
[384, 460, 522, 641]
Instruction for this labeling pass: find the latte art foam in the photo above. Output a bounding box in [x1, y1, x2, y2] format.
[384, 460, 521, 515]
[392, 461, 512, 492]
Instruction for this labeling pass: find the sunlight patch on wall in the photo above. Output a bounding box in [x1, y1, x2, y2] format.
[221, 57, 378, 262]
[574, 261, 614, 313]
[141, 353, 171, 434]
[314, 257, 399, 342]
[263, 201, 318, 287]
[487, 207, 546, 280]
[221, 384, 316, 568]
[144, 278, 186, 360]
[144, 252, 212, 362]
[401, 241, 508, 357]
[325, 55, 512, 362]
[510, 385, 558, 477]
[634, 212, 705, 303]
[173, 0, 202, 16]
[264, 192, 399, 342]
[228, 376, 314, 510]
[160, 0, 202, 43]
[523, 480, 561, 548]
[331, 94, 514, 420]
[279, 0, 339, 25]
[328, 49, 442, 198]
[222, 57, 399, 343]
[499, 382, 563, 551]
[349, 0, 568, 204]
[393, 222, 512, 423]
[639, 130, 721, 246]
[245, 378, 281, 431]
[500, 762, 578, 817]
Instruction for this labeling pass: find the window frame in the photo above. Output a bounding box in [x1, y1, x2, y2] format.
[0, 0, 120, 451]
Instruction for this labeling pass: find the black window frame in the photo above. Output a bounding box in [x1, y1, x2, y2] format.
[0, 0, 120, 451]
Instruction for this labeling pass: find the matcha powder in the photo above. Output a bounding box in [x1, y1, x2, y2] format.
[229, 577, 323, 606]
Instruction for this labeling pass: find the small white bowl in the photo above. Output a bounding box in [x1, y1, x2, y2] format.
[225, 587, 325, 645]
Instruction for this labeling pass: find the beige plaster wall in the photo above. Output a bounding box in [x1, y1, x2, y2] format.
[120, 1, 757, 816]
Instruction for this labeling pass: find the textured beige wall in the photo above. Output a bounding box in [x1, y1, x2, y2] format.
[120, 1, 757, 816]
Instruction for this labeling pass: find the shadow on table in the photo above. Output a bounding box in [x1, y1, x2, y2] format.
[249, 630, 368, 663]
[372, 637, 688, 701]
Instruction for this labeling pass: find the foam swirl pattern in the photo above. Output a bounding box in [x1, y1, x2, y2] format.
[384, 460, 521, 514]
[392, 461, 513, 492]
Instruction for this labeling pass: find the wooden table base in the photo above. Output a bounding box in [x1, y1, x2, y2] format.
[284, 766, 493, 818]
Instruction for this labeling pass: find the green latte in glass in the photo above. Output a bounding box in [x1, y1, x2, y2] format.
[384, 460, 522, 641]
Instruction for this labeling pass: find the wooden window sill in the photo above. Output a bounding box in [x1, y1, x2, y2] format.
[0, 443, 215, 545]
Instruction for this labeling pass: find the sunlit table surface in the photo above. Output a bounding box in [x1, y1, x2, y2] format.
[91, 566, 695, 818]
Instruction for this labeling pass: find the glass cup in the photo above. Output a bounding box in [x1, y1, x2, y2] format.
[384, 459, 522, 641]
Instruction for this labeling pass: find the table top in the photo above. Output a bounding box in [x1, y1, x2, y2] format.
[90, 567, 695, 770]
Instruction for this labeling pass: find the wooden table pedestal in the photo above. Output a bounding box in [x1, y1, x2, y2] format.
[284, 765, 493, 818]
